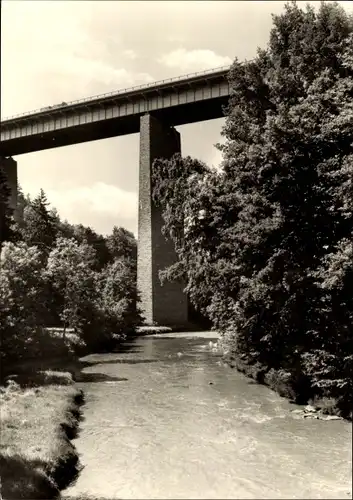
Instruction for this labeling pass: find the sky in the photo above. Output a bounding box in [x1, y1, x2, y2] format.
[2, 1, 352, 236]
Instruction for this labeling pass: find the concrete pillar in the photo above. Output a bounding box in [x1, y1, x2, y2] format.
[0, 157, 17, 247]
[0, 156, 18, 211]
[137, 114, 188, 327]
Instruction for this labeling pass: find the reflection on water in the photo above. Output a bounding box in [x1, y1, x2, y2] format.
[64, 332, 352, 500]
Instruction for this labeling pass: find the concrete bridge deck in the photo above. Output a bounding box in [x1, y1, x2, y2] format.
[1, 66, 230, 156]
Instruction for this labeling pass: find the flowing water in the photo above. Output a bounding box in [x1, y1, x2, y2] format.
[64, 332, 352, 499]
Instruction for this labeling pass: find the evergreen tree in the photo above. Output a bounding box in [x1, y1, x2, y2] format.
[19, 189, 58, 253]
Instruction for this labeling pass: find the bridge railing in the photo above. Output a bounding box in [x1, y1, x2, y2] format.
[2, 65, 231, 122]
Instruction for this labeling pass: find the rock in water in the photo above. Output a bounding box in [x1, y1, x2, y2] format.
[304, 405, 317, 413]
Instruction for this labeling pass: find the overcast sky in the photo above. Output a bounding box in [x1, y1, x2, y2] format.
[2, 1, 352, 236]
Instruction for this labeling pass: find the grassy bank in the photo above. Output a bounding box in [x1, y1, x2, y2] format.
[0, 375, 84, 499]
[0, 325, 128, 499]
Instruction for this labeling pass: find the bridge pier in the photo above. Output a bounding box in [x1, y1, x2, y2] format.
[137, 114, 188, 327]
[0, 156, 17, 247]
[0, 156, 18, 211]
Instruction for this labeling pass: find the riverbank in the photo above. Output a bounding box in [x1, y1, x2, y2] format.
[139, 331, 351, 421]
[215, 337, 352, 422]
[0, 373, 84, 499]
[0, 325, 136, 500]
[231, 356, 351, 420]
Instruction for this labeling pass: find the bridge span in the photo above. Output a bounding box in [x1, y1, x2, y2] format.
[0, 65, 231, 327]
[0, 66, 230, 156]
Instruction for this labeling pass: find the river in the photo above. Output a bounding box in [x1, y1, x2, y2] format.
[63, 331, 352, 499]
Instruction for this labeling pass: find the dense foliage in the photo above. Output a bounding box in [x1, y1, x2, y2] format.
[152, 2, 353, 417]
[0, 181, 141, 366]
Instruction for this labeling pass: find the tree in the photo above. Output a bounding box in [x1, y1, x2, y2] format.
[12, 185, 31, 224]
[215, 1, 353, 377]
[45, 237, 97, 339]
[95, 258, 142, 344]
[106, 226, 137, 265]
[152, 154, 220, 315]
[151, 1, 353, 412]
[72, 224, 111, 270]
[0, 242, 47, 362]
[56, 218, 76, 240]
[17, 189, 59, 253]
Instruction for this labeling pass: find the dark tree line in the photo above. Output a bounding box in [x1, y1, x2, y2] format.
[151, 2, 353, 417]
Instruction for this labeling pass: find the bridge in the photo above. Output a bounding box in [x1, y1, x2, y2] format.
[0, 65, 231, 327]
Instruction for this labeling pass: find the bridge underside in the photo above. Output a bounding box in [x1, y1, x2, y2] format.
[0, 96, 228, 157]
